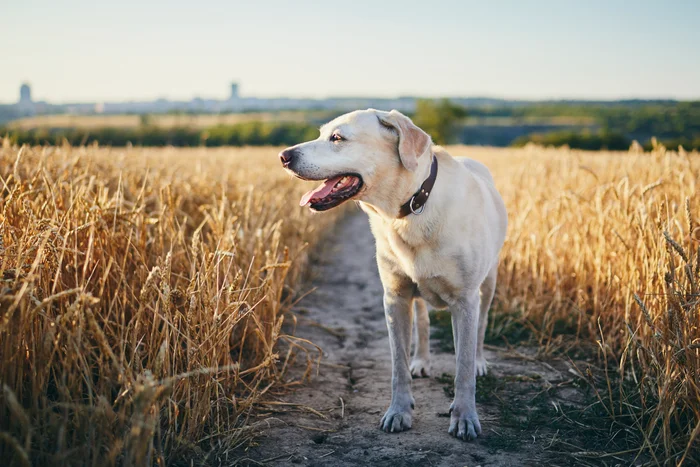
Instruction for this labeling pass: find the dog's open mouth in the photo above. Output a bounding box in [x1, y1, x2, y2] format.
[299, 174, 363, 211]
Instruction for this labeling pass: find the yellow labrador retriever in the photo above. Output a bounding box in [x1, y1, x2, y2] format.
[279, 109, 507, 441]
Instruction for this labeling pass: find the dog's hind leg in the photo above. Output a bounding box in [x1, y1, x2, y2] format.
[410, 298, 431, 378]
[476, 263, 497, 377]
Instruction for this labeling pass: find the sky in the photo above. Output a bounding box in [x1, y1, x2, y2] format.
[2, 0, 699, 103]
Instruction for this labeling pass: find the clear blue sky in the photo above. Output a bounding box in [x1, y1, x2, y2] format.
[2, 0, 699, 103]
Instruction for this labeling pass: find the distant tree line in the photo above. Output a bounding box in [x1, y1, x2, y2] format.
[511, 131, 631, 150]
[474, 101, 700, 150]
[0, 121, 320, 147]
[413, 99, 700, 150]
[3, 100, 699, 150]
[513, 131, 700, 151]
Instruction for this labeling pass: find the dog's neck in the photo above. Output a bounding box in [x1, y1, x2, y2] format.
[397, 156, 437, 219]
[359, 150, 437, 224]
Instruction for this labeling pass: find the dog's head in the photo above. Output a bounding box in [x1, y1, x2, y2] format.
[280, 109, 432, 213]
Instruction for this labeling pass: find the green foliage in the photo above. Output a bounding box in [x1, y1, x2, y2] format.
[5, 100, 699, 151]
[596, 101, 700, 138]
[203, 121, 318, 146]
[428, 310, 455, 352]
[412, 99, 467, 144]
[512, 130, 631, 150]
[643, 136, 700, 151]
[0, 121, 319, 147]
[497, 101, 700, 150]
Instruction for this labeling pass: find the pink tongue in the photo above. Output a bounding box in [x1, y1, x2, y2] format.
[300, 176, 343, 206]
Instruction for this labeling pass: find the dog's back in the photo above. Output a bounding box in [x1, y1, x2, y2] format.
[456, 157, 495, 185]
[451, 155, 508, 259]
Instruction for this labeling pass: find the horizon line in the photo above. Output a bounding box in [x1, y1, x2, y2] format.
[3, 93, 698, 106]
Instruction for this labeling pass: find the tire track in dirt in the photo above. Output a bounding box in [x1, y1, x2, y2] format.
[239, 213, 582, 467]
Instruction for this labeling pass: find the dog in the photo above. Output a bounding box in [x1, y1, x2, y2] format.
[279, 109, 507, 441]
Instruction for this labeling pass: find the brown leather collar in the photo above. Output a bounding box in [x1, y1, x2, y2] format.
[397, 156, 438, 219]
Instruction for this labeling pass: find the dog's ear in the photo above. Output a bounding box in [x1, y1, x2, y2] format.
[377, 110, 431, 171]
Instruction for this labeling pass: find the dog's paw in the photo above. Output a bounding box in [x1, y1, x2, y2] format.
[475, 357, 488, 377]
[380, 402, 414, 433]
[448, 401, 481, 441]
[410, 358, 431, 378]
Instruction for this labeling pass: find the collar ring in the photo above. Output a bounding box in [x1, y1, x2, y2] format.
[409, 195, 425, 215]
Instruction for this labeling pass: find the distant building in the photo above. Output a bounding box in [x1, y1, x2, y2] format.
[19, 83, 32, 104]
[5, 80, 418, 118]
[16, 82, 37, 115]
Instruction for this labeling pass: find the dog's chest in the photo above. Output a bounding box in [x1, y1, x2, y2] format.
[384, 230, 463, 308]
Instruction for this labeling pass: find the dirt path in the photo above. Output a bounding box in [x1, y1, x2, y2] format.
[239, 213, 583, 467]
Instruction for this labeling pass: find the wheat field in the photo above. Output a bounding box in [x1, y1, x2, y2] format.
[0, 143, 340, 465]
[459, 143, 700, 465]
[1, 141, 698, 465]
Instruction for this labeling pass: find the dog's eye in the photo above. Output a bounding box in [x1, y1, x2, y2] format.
[330, 133, 344, 143]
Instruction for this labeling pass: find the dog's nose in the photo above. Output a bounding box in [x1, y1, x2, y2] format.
[279, 148, 295, 167]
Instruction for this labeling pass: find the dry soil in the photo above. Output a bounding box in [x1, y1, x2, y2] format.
[237, 212, 587, 467]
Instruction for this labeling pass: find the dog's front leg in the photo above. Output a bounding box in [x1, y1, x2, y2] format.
[448, 290, 482, 441]
[380, 290, 415, 433]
